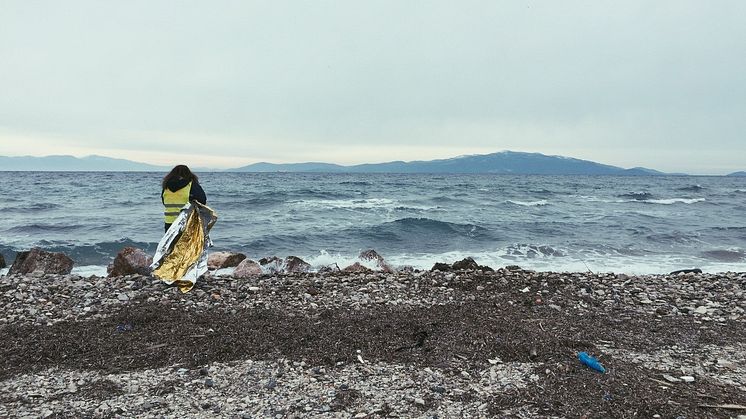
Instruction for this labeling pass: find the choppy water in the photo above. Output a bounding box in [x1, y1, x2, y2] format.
[1, 172, 745, 275]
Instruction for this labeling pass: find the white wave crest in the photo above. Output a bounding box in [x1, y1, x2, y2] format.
[304, 250, 383, 270]
[290, 198, 436, 211]
[643, 198, 705, 205]
[211, 250, 387, 277]
[72, 265, 109, 277]
[1, 265, 112, 278]
[507, 200, 548, 207]
[387, 249, 746, 275]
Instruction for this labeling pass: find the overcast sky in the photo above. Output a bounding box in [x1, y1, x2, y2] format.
[1, 1, 744, 174]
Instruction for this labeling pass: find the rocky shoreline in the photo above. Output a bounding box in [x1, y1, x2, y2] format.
[1, 265, 745, 418]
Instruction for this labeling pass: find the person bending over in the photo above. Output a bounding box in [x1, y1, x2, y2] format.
[161, 165, 207, 232]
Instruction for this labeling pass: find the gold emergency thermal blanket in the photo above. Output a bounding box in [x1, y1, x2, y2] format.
[150, 201, 217, 292]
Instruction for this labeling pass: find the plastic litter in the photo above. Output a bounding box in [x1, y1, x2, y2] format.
[115, 323, 134, 333]
[578, 352, 606, 373]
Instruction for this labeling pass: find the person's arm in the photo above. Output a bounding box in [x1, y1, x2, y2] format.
[190, 182, 207, 204]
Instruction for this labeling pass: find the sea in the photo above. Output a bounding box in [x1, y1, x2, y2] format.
[1, 172, 745, 277]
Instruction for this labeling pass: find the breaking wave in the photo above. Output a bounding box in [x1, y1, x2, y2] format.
[351, 218, 493, 245]
[618, 192, 654, 201]
[642, 198, 705, 205]
[507, 200, 548, 207]
[700, 249, 745, 262]
[677, 185, 704, 192]
[615, 196, 706, 205]
[502, 244, 566, 258]
[376, 218, 488, 237]
[290, 198, 436, 212]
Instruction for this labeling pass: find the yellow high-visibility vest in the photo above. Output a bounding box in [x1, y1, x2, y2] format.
[163, 181, 191, 223]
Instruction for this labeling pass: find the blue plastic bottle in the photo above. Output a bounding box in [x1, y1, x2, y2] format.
[578, 352, 606, 373]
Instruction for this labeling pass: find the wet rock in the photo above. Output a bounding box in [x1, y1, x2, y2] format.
[342, 262, 371, 273]
[431, 263, 452, 272]
[233, 259, 262, 278]
[452, 257, 480, 271]
[107, 247, 152, 277]
[432, 258, 494, 272]
[359, 249, 394, 273]
[207, 252, 246, 270]
[452, 257, 494, 272]
[670, 268, 703, 275]
[656, 306, 671, 316]
[258, 256, 281, 265]
[9, 248, 74, 276]
[285, 256, 311, 273]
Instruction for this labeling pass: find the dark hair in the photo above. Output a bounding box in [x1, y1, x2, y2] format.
[162, 165, 198, 189]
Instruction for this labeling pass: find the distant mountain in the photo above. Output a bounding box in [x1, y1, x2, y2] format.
[1, 151, 671, 175]
[0, 155, 169, 171]
[228, 151, 666, 175]
[727, 171, 746, 177]
[229, 162, 346, 172]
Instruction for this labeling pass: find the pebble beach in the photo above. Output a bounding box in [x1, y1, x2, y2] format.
[1, 265, 745, 418]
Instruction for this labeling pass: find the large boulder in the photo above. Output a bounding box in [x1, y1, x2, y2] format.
[233, 259, 262, 278]
[359, 249, 394, 273]
[431, 257, 494, 272]
[258, 256, 311, 273]
[452, 257, 494, 272]
[343, 262, 372, 273]
[431, 262, 453, 272]
[107, 247, 153, 277]
[0, 253, 5, 269]
[208, 252, 246, 270]
[9, 248, 74, 276]
[285, 256, 311, 273]
[452, 257, 480, 271]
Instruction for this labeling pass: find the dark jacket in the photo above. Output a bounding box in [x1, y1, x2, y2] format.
[162, 178, 207, 205]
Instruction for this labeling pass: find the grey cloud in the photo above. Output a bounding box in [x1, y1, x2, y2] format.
[0, 0, 745, 173]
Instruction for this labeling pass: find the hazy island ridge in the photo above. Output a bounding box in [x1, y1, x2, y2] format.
[1, 151, 737, 175]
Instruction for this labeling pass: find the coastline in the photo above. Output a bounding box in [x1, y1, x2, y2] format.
[1, 268, 744, 418]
